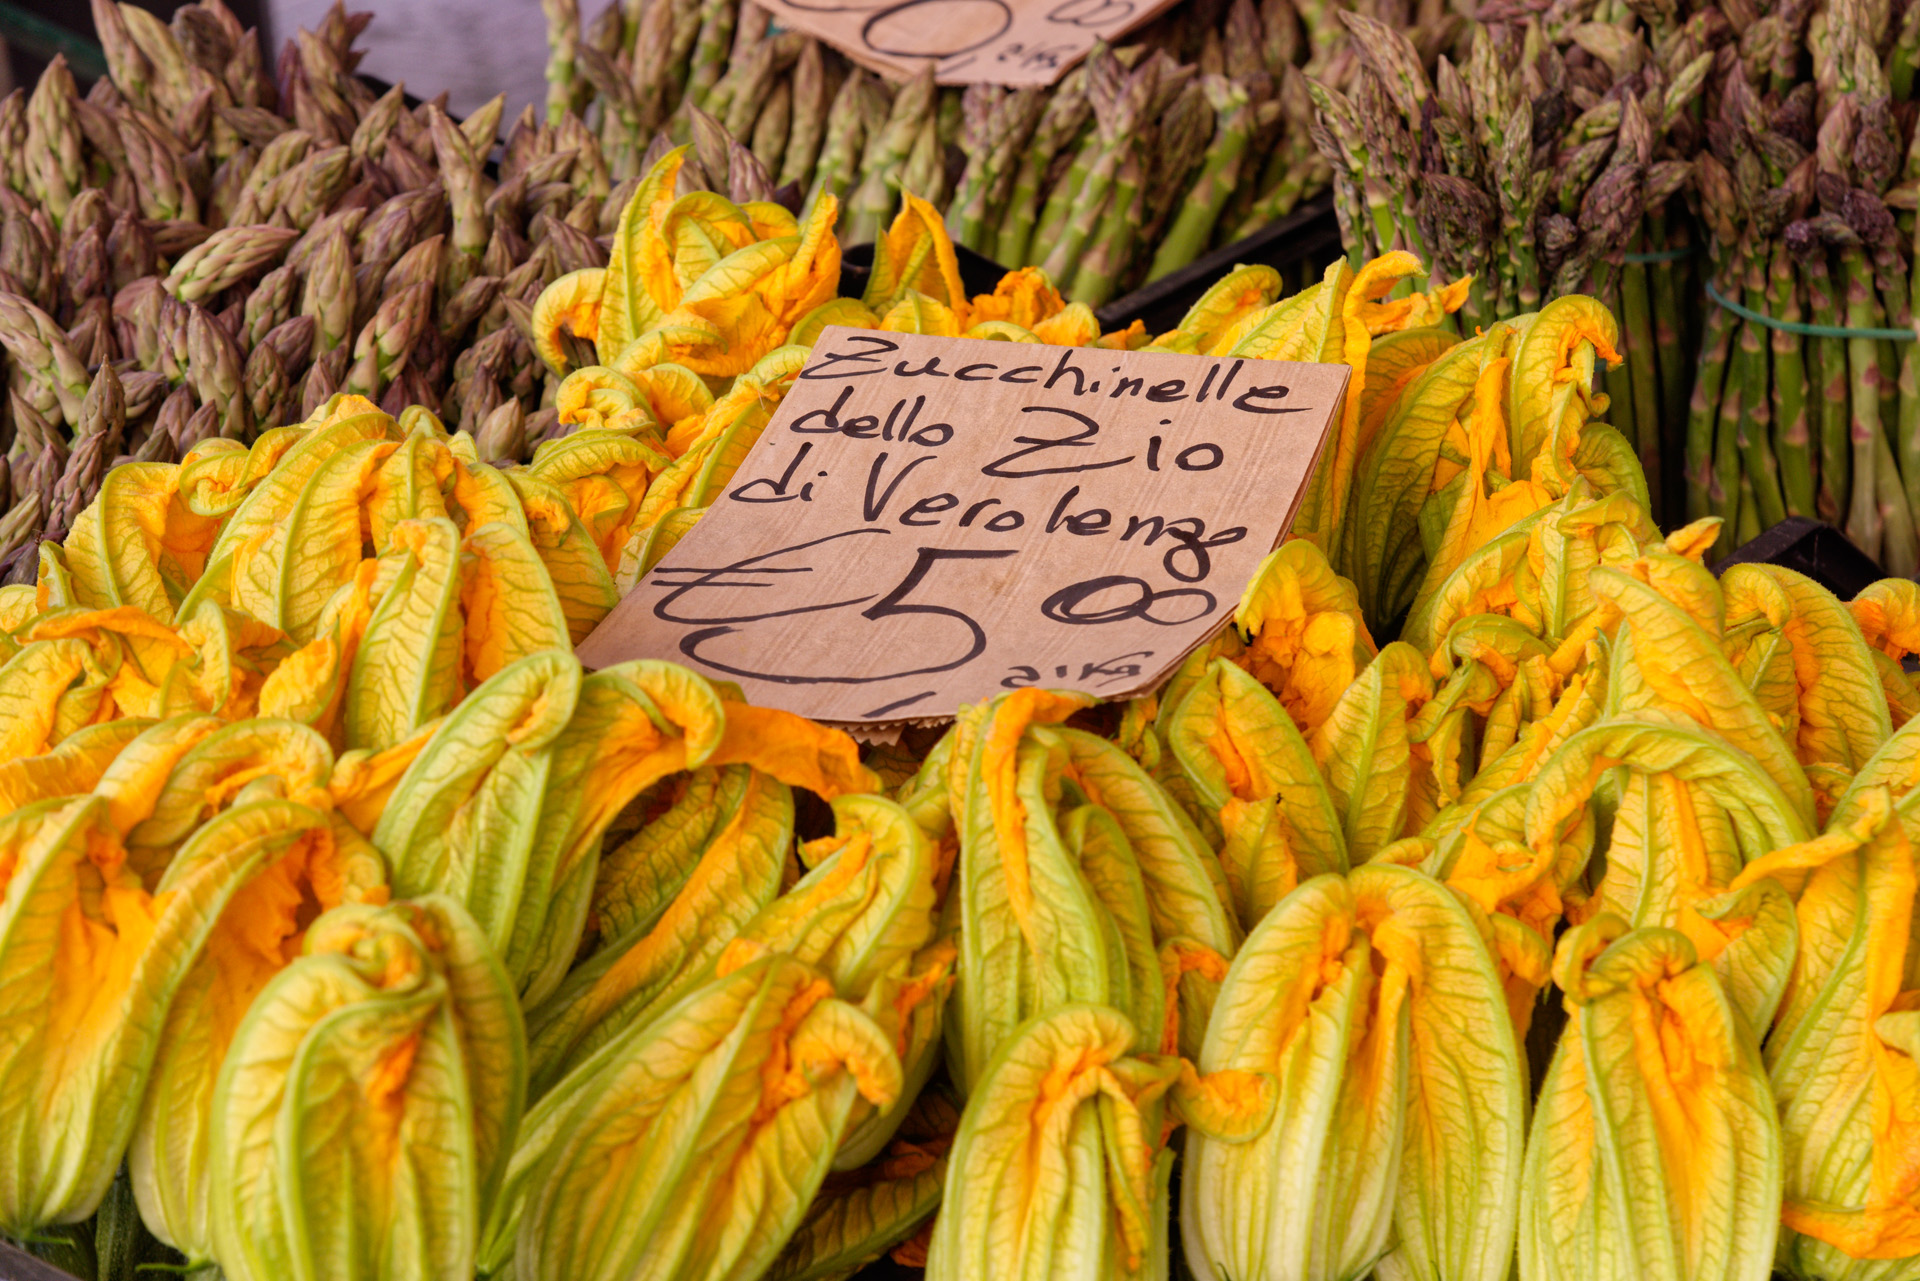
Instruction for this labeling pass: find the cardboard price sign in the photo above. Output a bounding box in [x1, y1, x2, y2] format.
[755, 0, 1176, 86]
[576, 327, 1348, 724]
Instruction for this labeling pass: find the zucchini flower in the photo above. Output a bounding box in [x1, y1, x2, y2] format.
[863, 192, 966, 320]
[1162, 656, 1345, 930]
[518, 761, 791, 1097]
[588, 148, 836, 379]
[130, 799, 387, 1262]
[523, 729, 894, 1095]
[1309, 641, 1434, 862]
[791, 297, 883, 348]
[527, 429, 670, 578]
[1401, 485, 1650, 657]
[877, 292, 963, 337]
[591, 147, 690, 365]
[0, 790, 328, 1232]
[217, 410, 405, 648]
[1747, 788, 1920, 1271]
[372, 649, 582, 968]
[1535, 719, 1808, 1032]
[458, 521, 575, 689]
[511, 952, 901, 1281]
[629, 361, 719, 457]
[1235, 539, 1377, 739]
[343, 517, 467, 752]
[1592, 563, 1816, 827]
[477, 764, 903, 1275]
[1344, 321, 1526, 631]
[0, 613, 165, 762]
[1841, 702, 1920, 815]
[1518, 916, 1781, 1281]
[1721, 564, 1890, 778]
[60, 457, 227, 626]
[363, 430, 458, 550]
[149, 598, 293, 722]
[1414, 615, 1560, 813]
[933, 1003, 1274, 1281]
[207, 896, 526, 1281]
[1507, 488, 1660, 646]
[0, 718, 151, 820]
[1267, 255, 1439, 556]
[110, 715, 335, 880]
[1350, 326, 1460, 476]
[1182, 864, 1524, 1281]
[964, 266, 1067, 331]
[531, 266, 606, 377]
[651, 192, 841, 378]
[1850, 579, 1920, 729]
[1425, 779, 1571, 1037]
[504, 469, 622, 643]
[1505, 296, 1623, 480]
[951, 689, 1236, 1087]
[552, 365, 665, 439]
[1407, 353, 1556, 615]
[1146, 264, 1285, 354]
[623, 345, 810, 581]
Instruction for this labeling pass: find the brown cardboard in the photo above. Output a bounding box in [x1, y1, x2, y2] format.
[754, 0, 1182, 86]
[575, 326, 1348, 724]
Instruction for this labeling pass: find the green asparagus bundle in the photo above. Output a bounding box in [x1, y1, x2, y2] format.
[1682, 0, 1920, 571]
[1308, 3, 1708, 521]
[0, 0, 641, 583]
[553, 0, 1385, 307]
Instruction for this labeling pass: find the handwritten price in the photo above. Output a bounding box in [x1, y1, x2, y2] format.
[649, 531, 1207, 717]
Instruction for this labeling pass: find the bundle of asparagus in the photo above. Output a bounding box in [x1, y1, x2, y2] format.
[1309, 3, 1709, 518]
[549, 0, 1367, 306]
[0, 0, 632, 581]
[1686, 0, 1920, 572]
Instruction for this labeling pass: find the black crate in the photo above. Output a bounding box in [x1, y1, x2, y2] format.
[1711, 516, 1891, 599]
[1094, 193, 1344, 336]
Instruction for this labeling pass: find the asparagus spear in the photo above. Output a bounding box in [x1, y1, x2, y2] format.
[1839, 238, 1888, 561]
[847, 65, 934, 244]
[1735, 253, 1788, 532]
[993, 67, 1089, 269]
[809, 69, 872, 206]
[23, 56, 83, 226]
[1135, 77, 1213, 269]
[685, 0, 740, 111]
[750, 76, 793, 180]
[1686, 282, 1735, 525]
[898, 110, 945, 209]
[1646, 212, 1693, 494]
[779, 40, 830, 192]
[1040, 48, 1150, 286]
[543, 0, 581, 124]
[1619, 242, 1664, 512]
[1767, 243, 1816, 518]
[947, 86, 1043, 255]
[1150, 74, 1253, 280]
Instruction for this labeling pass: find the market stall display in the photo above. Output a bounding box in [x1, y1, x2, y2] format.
[0, 0, 1912, 1279]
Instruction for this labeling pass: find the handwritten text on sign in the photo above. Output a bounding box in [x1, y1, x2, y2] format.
[575, 327, 1348, 724]
[755, 0, 1177, 86]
